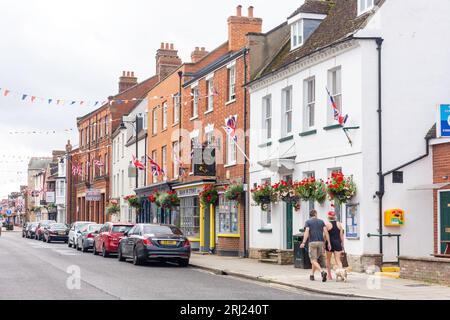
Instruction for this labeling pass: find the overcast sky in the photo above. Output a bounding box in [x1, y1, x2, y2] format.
[0, 0, 303, 198]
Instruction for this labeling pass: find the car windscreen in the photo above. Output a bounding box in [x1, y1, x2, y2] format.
[143, 226, 183, 236]
[75, 223, 90, 230]
[111, 225, 133, 233]
[88, 225, 102, 232]
[51, 224, 67, 229]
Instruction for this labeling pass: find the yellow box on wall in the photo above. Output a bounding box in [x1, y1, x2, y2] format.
[384, 209, 405, 227]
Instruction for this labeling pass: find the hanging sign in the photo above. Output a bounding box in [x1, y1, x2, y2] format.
[437, 104, 450, 137]
[86, 189, 101, 202]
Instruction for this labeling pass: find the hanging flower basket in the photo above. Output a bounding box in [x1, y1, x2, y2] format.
[294, 177, 318, 201]
[124, 195, 141, 209]
[156, 191, 180, 209]
[326, 172, 357, 205]
[272, 180, 300, 204]
[251, 183, 278, 211]
[199, 185, 219, 206]
[224, 183, 244, 201]
[106, 203, 120, 215]
[313, 180, 328, 204]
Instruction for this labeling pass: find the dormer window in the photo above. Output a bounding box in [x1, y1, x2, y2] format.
[291, 20, 303, 50]
[288, 13, 326, 51]
[358, 0, 374, 16]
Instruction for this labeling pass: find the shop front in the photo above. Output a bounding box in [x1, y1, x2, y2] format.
[135, 182, 178, 225]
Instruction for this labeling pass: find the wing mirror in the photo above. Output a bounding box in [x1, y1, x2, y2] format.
[123, 231, 129, 237]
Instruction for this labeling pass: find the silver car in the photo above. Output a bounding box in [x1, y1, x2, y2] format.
[77, 224, 102, 252]
[68, 221, 94, 249]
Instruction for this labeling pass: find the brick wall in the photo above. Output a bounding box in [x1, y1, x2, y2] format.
[400, 256, 450, 286]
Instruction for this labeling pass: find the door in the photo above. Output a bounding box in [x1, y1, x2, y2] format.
[284, 175, 293, 250]
[202, 206, 211, 252]
[440, 191, 450, 254]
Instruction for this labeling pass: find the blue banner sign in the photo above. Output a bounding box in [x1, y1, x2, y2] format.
[439, 104, 450, 137]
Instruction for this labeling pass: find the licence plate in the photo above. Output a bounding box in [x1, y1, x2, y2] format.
[160, 240, 177, 246]
[59, 232, 65, 235]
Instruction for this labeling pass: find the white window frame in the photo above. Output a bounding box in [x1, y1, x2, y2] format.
[291, 20, 303, 50]
[121, 133, 125, 158]
[227, 63, 236, 102]
[358, 0, 375, 16]
[282, 86, 293, 137]
[262, 95, 272, 141]
[143, 111, 148, 130]
[173, 94, 180, 125]
[303, 77, 316, 131]
[191, 86, 199, 119]
[162, 145, 167, 181]
[152, 107, 158, 135]
[261, 178, 272, 229]
[173, 141, 179, 179]
[206, 79, 214, 113]
[162, 102, 168, 130]
[226, 132, 237, 166]
[327, 67, 342, 125]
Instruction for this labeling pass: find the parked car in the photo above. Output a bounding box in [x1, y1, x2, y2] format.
[68, 221, 95, 248]
[76, 223, 102, 252]
[43, 223, 69, 243]
[117, 224, 191, 267]
[26, 222, 39, 239]
[35, 220, 56, 240]
[93, 222, 134, 257]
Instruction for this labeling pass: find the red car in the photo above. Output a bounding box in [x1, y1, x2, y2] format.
[93, 222, 134, 257]
[35, 220, 56, 241]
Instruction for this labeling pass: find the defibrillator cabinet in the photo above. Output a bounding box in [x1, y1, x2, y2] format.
[384, 209, 405, 227]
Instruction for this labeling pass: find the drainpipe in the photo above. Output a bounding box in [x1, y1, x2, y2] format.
[353, 36, 384, 255]
[243, 48, 249, 258]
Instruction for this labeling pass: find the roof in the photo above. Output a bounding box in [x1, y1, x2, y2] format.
[288, 0, 333, 19]
[28, 158, 52, 171]
[426, 124, 437, 140]
[257, 0, 384, 81]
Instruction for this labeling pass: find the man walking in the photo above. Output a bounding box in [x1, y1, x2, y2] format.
[300, 210, 331, 282]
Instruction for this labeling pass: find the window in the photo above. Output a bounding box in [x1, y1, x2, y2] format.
[358, 0, 374, 15]
[304, 77, 315, 130]
[206, 80, 214, 112]
[328, 168, 343, 222]
[205, 131, 215, 146]
[180, 197, 200, 239]
[152, 107, 158, 135]
[303, 172, 315, 220]
[282, 87, 293, 136]
[173, 94, 180, 124]
[262, 95, 272, 140]
[226, 132, 237, 165]
[291, 20, 303, 50]
[228, 64, 236, 102]
[162, 146, 167, 181]
[140, 156, 145, 187]
[190, 137, 199, 174]
[105, 116, 109, 136]
[105, 153, 108, 175]
[121, 133, 125, 158]
[218, 195, 239, 234]
[191, 86, 199, 118]
[172, 141, 180, 179]
[121, 170, 124, 197]
[143, 111, 148, 130]
[328, 67, 342, 124]
[162, 103, 168, 130]
[99, 119, 103, 138]
[261, 178, 272, 228]
[152, 150, 157, 184]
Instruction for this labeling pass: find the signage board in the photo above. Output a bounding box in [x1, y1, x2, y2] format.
[345, 204, 359, 239]
[46, 192, 55, 204]
[437, 104, 450, 137]
[6, 210, 12, 216]
[86, 189, 101, 202]
[193, 147, 216, 177]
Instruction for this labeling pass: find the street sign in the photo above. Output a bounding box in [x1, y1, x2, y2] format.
[437, 104, 450, 137]
[86, 189, 101, 202]
[6, 210, 12, 216]
[46, 192, 55, 204]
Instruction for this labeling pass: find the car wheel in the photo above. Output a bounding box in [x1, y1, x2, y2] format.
[47, 236, 51, 243]
[132, 248, 143, 266]
[68, 239, 72, 248]
[102, 245, 109, 258]
[179, 259, 189, 268]
[82, 243, 88, 253]
[93, 243, 99, 256]
[118, 246, 125, 262]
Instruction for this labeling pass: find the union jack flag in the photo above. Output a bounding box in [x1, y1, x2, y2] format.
[132, 155, 145, 171]
[72, 164, 82, 176]
[93, 159, 104, 168]
[224, 115, 238, 142]
[147, 156, 164, 176]
[326, 87, 348, 126]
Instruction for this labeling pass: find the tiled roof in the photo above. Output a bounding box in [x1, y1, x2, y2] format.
[28, 158, 52, 171]
[288, 0, 333, 19]
[257, 0, 384, 80]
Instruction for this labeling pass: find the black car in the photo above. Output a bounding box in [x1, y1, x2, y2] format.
[43, 223, 69, 243]
[118, 224, 191, 267]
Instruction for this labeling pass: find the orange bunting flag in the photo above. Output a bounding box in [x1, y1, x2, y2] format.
[31, 96, 36, 103]
[3, 89, 10, 97]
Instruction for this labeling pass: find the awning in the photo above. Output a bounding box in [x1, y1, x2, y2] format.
[408, 183, 450, 191]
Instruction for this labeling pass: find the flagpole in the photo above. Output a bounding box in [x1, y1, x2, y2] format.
[222, 126, 251, 163]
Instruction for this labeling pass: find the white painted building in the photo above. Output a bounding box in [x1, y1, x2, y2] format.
[55, 156, 67, 223]
[111, 100, 148, 223]
[248, 0, 450, 269]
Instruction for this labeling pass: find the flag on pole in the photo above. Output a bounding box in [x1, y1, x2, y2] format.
[93, 160, 104, 168]
[132, 155, 145, 171]
[146, 155, 164, 176]
[173, 152, 187, 177]
[72, 164, 82, 176]
[224, 115, 238, 142]
[326, 87, 348, 126]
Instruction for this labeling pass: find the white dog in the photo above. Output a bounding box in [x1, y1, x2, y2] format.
[335, 268, 348, 282]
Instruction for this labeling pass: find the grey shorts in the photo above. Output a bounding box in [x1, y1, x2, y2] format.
[308, 241, 324, 261]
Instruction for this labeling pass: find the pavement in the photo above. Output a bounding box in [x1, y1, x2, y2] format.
[190, 254, 450, 300]
[0, 231, 349, 300]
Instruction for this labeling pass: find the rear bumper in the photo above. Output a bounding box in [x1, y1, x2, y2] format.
[83, 239, 94, 248]
[49, 235, 68, 241]
[143, 246, 191, 260]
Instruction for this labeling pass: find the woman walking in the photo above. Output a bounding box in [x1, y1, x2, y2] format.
[325, 211, 345, 280]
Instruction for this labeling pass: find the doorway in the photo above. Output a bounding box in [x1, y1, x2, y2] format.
[440, 191, 450, 254]
[284, 175, 293, 250]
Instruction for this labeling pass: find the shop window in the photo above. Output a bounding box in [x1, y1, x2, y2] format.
[180, 197, 200, 239]
[218, 195, 239, 234]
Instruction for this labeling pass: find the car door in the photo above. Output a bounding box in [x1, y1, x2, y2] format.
[95, 224, 106, 251]
[124, 225, 139, 257]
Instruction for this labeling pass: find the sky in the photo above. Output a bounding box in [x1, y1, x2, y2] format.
[0, 0, 303, 199]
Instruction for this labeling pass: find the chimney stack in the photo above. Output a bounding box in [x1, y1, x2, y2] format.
[191, 46, 209, 63]
[156, 43, 182, 81]
[118, 70, 138, 93]
[228, 5, 262, 52]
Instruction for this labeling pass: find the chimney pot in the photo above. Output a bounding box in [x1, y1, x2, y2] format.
[236, 5, 242, 16]
[201, 47, 205, 51]
[131, 71, 134, 77]
[248, 6, 254, 18]
[160, 42, 164, 49]
[170, 43, 174, 50]
[165, 43, 169, 49]
[122, 71, 126, 76]
[195, 46, 199, 51]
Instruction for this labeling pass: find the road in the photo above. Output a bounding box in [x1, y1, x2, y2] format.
[0, 230, 350, 300]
